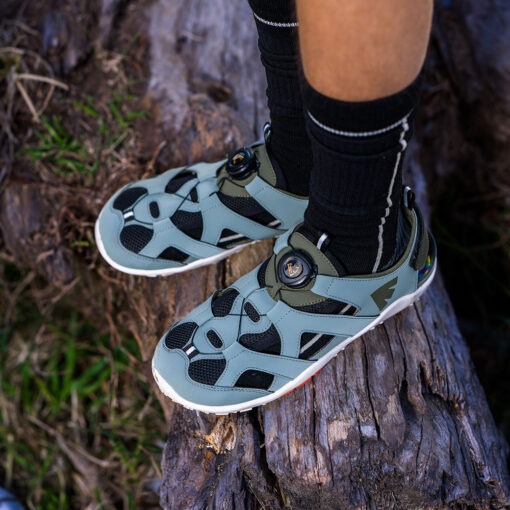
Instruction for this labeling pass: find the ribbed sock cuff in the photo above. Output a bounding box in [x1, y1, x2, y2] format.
[303, 74, 422, 134]
[247, 0, 297, 25]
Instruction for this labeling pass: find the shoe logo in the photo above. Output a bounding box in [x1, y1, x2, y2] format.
[371, 277, 398, 311]
[285, 259, 303, 279]
[231, 153, 245, 165]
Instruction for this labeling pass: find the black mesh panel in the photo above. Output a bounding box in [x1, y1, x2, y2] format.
[158, 246, 188, 262]
[165, 322, 198, 350]
[220, 228, 238, 238]
[149, 201, 160, 218]
[294, 299, 356, 315]
[113, 187, 147, 211]
[165, 170, 197, 194]
[244, 302, 260, 322]
[217, 192, 278, 226]
[235, 370, 274, 390]
[218, 229, 249, 248]
[299, 333, 334, 360]
[206, 330, 223, 348]
[188, 358, 226, 385]
[119, 225, 153, 253]
[189, 188, 198, 202]
[257, 258, 270, 287]
[239, 325, 281, 355]
[170, 210, 203, 241]
[211, 288, 239, 317]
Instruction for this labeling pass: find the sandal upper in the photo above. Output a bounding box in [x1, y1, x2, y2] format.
[153, 201, 436, 408]
[97, 142, 308, 271]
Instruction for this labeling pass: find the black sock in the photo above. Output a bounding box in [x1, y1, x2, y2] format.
[247, 0, 311, 196]
[303, 77, 422, 274]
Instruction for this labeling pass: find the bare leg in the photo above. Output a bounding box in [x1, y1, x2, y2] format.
[296, 0, 433, 100]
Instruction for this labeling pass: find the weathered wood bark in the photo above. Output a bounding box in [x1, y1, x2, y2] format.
[146, 1, 510, 508]
[1, 0, 509, 508]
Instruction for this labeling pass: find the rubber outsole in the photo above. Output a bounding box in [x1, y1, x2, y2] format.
[152, 260, 437, 415]
[94, 218, 261, 278]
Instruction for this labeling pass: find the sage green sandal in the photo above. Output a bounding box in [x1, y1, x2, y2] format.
[152, 188, 437, 414]
[95, 127, 308, 277]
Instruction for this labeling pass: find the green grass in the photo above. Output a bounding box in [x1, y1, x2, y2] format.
[20, 93, 148, 179]
[2, 19, 161, 509]
[0, 264, 164, 510]
[20, 114, 98, 177]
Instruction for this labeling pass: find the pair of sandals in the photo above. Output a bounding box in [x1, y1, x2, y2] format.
[96, 130, 436, 414]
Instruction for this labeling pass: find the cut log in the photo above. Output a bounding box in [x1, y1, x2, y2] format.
[146, 1, 510, 508]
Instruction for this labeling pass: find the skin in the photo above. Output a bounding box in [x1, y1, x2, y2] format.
[296, 0, 434, 101]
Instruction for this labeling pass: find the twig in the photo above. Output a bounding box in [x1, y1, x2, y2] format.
[8, 20, 39, 36]
[5, 270, 36, 325]
[146, 139, 167, 176]
[16, 73, 69, 90]
[28, 416, 111, 468]
[15, 79, 40, 122]
[0, 47, 26, 55]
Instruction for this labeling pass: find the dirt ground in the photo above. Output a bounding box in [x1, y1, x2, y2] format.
[1, 1, 168, 508]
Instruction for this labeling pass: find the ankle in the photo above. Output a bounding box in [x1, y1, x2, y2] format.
[304, 197, 409, 275]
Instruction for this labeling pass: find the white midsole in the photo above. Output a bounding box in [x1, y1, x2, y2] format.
[94, 218, 261, 278]
[152, 261, 437, 415]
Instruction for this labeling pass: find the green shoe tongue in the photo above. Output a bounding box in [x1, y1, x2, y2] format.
[218, 142, 279, 198]
[252, 143, 279, 187]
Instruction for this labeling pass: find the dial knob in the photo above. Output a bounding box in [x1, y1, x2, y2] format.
[277, 250, 315, 288]
[226, 147, 259, 180]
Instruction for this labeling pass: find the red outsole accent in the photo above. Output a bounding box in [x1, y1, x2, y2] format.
[282, 367, 322, 397]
